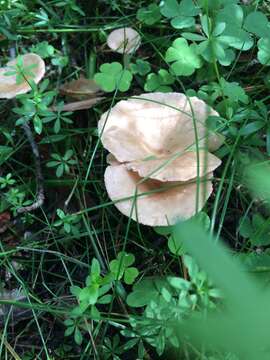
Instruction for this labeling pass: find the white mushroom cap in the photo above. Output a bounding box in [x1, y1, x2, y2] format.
[98, 92, 224, 163]
[105, 164, 213, 226]
[0, 53, 45, 99]
[107, 27, 141, 54]
[125, 151, 221, 182]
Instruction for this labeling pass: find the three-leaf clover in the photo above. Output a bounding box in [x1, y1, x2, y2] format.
[216, 4, 253, 51]
[94, 62, 133, 92]
[144, 69, 175, 92]
[109, 252, 139, 285]
[130, 59, 151, 76]
[165, 38, 202, 76]
[137, 3, 161, 25]
[160, 0, 200, 29]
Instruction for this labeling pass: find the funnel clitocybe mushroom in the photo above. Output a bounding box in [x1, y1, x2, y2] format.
[98, 92, 224, 226]
[0, 53, 45, 99]
[107, 27, 141, 54]
[1, 53, 46, 214]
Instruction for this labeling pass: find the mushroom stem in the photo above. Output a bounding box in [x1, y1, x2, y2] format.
[17, 122, 45, 214]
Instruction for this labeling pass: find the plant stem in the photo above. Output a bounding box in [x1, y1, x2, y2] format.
[17, 122, 45, 214]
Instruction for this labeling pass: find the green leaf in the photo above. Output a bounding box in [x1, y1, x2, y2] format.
[165, 38, 202, 76]
[91, 258, 101, 279]
[56, 163, 64, 178]
[94, 62, 133, 92]
[167, 276, 191, 290]
[74, 327, 83, 345]
[258, 38, 270, 66]
[144, 69, 174, 92]
[64, 326, 75, 337]
[98, 294, 113, 304]
[70, 286, 82, 297]
[124, 267, 139, 285]
[219, 27, 253, 51]
[244, 12, 270, 38]
[168, 233, 184, 255]
[33, 115, 42, 134]
[160, 0, 200, 29]
[239, 121, 265, 136]
[0, 146, 13, 166]
[130, 59, 151, 76]
[137, 3, 161, 25]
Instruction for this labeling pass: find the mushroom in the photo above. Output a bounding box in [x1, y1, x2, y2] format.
[107, 27, 141, 54]
[60, 76, 101, 99]
[98, 92, 224, 226]
[0, 53, 45, 99]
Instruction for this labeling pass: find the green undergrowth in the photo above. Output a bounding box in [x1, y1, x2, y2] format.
[1, 0, 270, 359]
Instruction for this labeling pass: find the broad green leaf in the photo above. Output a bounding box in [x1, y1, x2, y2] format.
[244, 12, 270, 38]
[258, 38, 270, 66]
[239, 121, 265, 136]
[137, 3, 161, 25]
[165, 38, 202, 76]
[124, 267, 139, 284]
[219, 27, 253, 51]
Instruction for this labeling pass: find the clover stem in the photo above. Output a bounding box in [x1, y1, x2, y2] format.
[123, 53, 131, 69]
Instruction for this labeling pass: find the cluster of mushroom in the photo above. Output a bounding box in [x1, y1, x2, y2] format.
[0, 53, 45, 98]
[98, 92, 224, 226]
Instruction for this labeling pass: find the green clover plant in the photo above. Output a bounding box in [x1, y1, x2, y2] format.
[144, 69, 175, 92]
[94, 62, 133, 92]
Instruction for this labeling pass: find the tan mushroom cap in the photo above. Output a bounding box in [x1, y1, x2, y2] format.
[107, 27, 141, 54]
[60, 76, 101, 99]
[125, 151, 221, 182]
[0, 53, 45, 99]
[105, 164, 213, 226]
[98, 92, 224, 163]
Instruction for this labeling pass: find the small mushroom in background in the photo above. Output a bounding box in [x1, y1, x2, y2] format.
[0, 53, 45, 99]
[98, 92, 224, 227]
[107, 27, 141, 54]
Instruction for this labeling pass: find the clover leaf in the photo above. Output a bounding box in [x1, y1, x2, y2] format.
[137, 3, 161, 25]
[244, 11, 270, 39]
[94, 62, 133, 92]
[160, 0, 200, 29]
[144, 69, 175, 92]
[165, 38, 202, 76]
[130, 59, 151, 76]
[258, 38, 270, 66]
[216, 4, 253, 51]
[109, 252, 139, 285]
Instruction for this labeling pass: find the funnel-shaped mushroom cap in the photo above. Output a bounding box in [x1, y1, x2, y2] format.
[98, 92, 224, 163]
[107, 27, 141, 54]
[105, 164, 213, 226]
[0, 53, 45, 99]
[125, 151, 221, 182]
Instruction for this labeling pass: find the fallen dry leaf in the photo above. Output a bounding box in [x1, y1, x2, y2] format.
[50, 97, 105, 112]
[0, 212, 10, 234]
